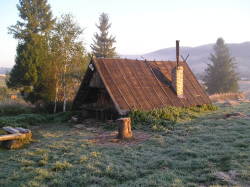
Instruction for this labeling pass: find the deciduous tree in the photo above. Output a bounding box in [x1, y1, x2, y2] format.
[50, 14, 87, 112]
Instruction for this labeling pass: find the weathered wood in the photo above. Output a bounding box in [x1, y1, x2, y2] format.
[2, 139, 28, 149]
[0, 126, 32, 149]
[117, 117, 133, 139]
[0, 131, 32, 141]
[0, 133, 24, 141]
[2, 127, 19, 134]
[15, 127, 30, 134]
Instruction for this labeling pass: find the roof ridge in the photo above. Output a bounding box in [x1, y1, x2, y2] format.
[94, 57, 184, 63]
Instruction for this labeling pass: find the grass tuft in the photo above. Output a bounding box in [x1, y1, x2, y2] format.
[53, 161, 73, 171]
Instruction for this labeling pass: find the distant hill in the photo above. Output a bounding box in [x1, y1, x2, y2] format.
[0, 67, 11, 75]
[122, 42, 250, 79]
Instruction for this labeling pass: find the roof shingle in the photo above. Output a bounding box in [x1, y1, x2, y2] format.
[73, 58, 211, 115]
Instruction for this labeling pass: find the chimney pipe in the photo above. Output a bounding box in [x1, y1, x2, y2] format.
[172, 40, 184, 98]
[176, 40, 180, 66]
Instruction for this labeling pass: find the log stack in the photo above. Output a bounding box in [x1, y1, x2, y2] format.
[0, 126, 32, 149]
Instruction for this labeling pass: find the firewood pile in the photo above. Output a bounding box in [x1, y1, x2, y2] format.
[0, 126, 32, 149]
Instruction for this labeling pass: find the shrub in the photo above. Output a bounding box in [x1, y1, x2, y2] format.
[0, 103, 33, 116]
[0, 114, 49, 128]
[129, 104, 218, 130]
[0, 95, 35, 116]
[0, 111, 80, 128]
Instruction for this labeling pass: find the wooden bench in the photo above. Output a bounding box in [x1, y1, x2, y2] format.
[0, 126, 32, 149]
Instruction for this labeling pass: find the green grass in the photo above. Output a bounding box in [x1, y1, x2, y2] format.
[0, 76, 6, 87]
[0, 103, 250, 186]
[0, 102, 33, 116]
[0, 112, 78, 128]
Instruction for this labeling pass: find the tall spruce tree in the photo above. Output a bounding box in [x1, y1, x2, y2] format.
[203, 38, 239, 94]
[7, 0, 55, 103]
[91, 13, 116, 58]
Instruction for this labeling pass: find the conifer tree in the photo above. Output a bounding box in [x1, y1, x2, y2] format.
[203, 38, 239, 94]
[7, 0, 55, 103]
[91, 13, 116, 58]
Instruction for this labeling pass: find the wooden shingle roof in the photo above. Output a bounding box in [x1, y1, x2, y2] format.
[73, 58, 211, 115]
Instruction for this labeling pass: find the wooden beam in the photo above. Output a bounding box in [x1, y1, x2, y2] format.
[2, 127, 19, 134]
[0, 133, 25, 141]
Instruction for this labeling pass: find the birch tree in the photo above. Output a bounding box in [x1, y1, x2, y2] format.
[51, 14, 86, 112]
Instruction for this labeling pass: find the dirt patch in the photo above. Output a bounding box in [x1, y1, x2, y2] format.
[215, 170, 238, 185]
[224, 100, 240, 106]
[87, 130, 152, 147]
[70, 122, 152, 146]
[224, 112, 249, 119]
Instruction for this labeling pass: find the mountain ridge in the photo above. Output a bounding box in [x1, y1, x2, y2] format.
[0, 67, 11, 75]
[122, 41, 250, 78]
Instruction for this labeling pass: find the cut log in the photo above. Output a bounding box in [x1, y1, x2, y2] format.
[0, 126, 32, 149]
[15, 127, 31, 134]
[0, 132, 32, 149]
[2, 140, 26, 149]
[0, 133, 24, 141]
[117, 117, 133, 139]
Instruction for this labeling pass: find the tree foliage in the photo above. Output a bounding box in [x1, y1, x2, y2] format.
[7, 1, 88, 110]
[203, 38, 239, 94]
[7, 0, 55, 103]
[91, 13, 116, 58]
[50, 14, 88, 112]
[9, 0, 54, 39]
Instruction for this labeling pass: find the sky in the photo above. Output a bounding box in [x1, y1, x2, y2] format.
[0, 0, 250, 67]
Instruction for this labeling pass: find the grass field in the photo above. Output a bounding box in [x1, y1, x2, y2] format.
[0, 76, 6, 87]
[0, 103, 250, 186]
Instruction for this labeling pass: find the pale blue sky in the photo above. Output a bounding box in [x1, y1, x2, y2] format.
[0, 0, 250, 67]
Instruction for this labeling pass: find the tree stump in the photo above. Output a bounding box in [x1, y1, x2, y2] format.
[117, 117, 133, 139]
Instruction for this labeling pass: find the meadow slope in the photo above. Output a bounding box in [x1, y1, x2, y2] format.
[0, 103, 250, 186]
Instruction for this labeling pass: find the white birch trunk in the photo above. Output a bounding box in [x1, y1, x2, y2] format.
[63, 64, 67, 112]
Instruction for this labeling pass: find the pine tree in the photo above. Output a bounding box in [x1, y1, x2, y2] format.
[91, 13, 116, 58]
[203, 38, 239, 94]
[7, 0, 55, 103]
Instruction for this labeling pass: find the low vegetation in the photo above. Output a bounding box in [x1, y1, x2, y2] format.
[130, 104, 218, 131]
[0, 103, 249, 186]
[0, 101, 33, 116]
[0, 112, 78, 128]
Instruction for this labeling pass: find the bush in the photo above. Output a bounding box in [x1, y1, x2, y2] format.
[0, 103, 34, 116]
[0, 111, 80, 128]
[129, 104, 218, 130]
[0, 114, 49, 128]
[0, 97, 34, 116]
